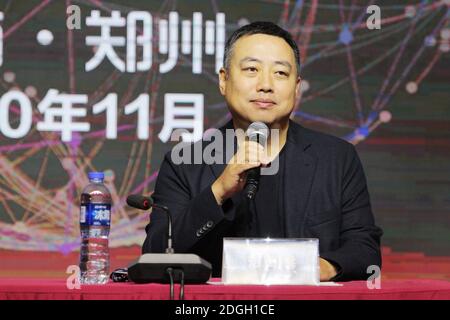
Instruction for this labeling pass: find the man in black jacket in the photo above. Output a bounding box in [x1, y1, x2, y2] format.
[143, 21, 383, 281]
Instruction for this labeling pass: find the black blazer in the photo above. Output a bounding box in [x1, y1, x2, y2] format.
[143, 120, 383, 281]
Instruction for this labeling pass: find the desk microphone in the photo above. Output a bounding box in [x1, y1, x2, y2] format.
[125, 194, 211, 284]
[126, 194, 174, 253]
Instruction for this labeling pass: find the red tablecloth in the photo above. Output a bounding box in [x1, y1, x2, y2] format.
[0, 278, 449, 300]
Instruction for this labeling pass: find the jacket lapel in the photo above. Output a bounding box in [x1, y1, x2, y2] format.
[284, 121, 317, 237]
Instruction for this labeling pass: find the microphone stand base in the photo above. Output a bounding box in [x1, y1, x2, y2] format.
[128, 253, 212, 284]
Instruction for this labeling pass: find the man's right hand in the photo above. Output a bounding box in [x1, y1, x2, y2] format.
[211, 140, 269, 205]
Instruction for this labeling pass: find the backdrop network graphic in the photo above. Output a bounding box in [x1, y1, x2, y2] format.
[0, 0, 449, 253]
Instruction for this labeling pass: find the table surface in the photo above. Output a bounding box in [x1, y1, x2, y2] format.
[1, 278, 449, 300]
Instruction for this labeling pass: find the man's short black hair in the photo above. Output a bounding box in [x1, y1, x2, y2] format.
[223, 21, 301, 75]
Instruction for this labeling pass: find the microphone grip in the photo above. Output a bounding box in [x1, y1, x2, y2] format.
[244, 167, 260, 199]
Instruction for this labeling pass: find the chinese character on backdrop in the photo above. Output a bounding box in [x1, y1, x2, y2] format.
[36, 89, 90, 142]
[158, 93, 204, 143]
[159, 12, 225, 74]
[84, 10, 225, 74]
[85, 10, 126, 72]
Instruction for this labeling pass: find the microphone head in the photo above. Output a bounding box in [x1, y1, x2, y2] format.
[126, 194, 153, 210]
[246, 122, 269, 145]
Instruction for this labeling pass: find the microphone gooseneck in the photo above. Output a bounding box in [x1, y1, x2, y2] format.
[126, 194, 174, 254]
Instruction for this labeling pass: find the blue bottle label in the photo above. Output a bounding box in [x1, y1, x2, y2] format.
[80, 204, 111, 226]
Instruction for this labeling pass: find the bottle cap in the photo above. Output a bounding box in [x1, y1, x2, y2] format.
[88, 172, 104, 180]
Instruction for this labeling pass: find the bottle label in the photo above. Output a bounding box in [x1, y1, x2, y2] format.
[80, 204, 111, 226]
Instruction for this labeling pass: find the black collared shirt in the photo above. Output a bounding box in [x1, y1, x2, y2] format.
[233, 145, 287, 238]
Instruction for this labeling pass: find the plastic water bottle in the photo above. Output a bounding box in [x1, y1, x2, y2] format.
[79, 172, 112, 284]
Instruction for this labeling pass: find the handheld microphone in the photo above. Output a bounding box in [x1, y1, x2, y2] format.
[244, 122, 269, 199]
[125, 194, 212, 284]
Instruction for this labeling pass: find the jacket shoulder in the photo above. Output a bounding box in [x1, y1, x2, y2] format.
[291, 121, 353, 151]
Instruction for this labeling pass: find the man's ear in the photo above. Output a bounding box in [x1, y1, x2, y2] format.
[219, 67, 227, 96]
[295, 76, 302, 99]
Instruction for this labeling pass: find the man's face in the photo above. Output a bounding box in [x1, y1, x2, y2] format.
[219, 33, 301, 128]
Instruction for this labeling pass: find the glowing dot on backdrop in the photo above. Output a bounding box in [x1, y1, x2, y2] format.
[25, 86, 38, 98]
[379, 111, 392, 123]
[406, 81, 418, 94]
[404, 5, 417, 18]
[300, 80, 310, 93]
[36, 29, 54, 46]
[3, 71, 15, 83]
